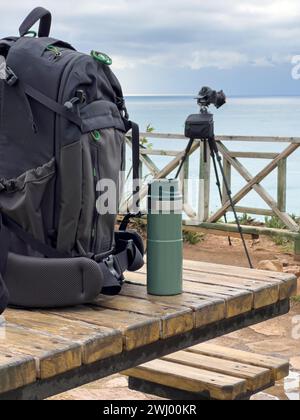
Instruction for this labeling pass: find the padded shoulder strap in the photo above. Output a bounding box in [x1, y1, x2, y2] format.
[19, 7, 52, 37]
[0, 39, 16, 57]
[123, 119, 141, 210]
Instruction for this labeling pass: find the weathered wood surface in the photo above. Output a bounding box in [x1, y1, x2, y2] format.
[124, 344, 289, 400]
[188, 344, 289, 381]
[139, 132, 300, 144]
[125, 358, 247, 400]
[163, 351, 271, 392]
[0, 351, 36, 395]
[0, 260, 296, 396]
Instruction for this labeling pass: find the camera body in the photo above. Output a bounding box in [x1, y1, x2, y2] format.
[185, 112, 214, 140]
[196, 87, 226, 109]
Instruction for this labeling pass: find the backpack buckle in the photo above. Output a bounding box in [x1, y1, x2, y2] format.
[5, 66, 18, 86]
[104, 255, 121, 280]
[126, 239, 135, 262]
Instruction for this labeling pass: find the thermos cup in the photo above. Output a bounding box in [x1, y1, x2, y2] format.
[147, 179, 183, 296]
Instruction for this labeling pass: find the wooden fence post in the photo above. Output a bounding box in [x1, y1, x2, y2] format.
[277, 158, 287, 212]
[222, 157, 231, 205]
[180, 157, 189, 205]
[198, 141, 210, 222]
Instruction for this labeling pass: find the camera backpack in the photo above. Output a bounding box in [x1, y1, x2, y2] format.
[0, 7, 144, 313]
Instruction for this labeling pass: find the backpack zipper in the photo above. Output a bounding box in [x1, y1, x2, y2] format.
[46, 45, 63, 61]
[91, 131, 102, 253]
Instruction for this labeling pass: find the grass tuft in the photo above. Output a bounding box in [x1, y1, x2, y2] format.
[183, 231, 205, 245]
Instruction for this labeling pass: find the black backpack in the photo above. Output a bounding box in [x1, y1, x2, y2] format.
[0, 7, 144, 313]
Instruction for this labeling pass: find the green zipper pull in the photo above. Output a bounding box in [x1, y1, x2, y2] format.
[91, 130, 101, 142]
[46, 45, 62, 58]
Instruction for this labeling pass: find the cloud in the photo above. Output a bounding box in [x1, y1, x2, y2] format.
[190, 51, 248, 70]
[0, 1, 299, 93]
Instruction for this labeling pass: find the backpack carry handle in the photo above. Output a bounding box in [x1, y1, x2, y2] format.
[19, 7, 52, 38]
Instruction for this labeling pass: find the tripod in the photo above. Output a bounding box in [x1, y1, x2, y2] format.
[176, 136, 253, 269]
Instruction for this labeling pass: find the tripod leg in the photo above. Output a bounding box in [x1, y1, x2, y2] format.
[175, 138, 194, 179]
[209, 146, 232, 247]
[208, 137, 253, 269]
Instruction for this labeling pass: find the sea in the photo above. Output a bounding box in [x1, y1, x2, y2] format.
[125, 95, 300, 218]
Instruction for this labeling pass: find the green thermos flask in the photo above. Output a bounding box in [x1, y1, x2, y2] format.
[147, 179, 183, 296]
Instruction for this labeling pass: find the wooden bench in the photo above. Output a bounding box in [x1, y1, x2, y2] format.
[123, 344, 290, 400]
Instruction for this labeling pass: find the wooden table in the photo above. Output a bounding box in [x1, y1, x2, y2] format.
[0, 260, 297, 400]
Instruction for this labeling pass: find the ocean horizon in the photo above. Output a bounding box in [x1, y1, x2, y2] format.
[124, 95, 300, 218]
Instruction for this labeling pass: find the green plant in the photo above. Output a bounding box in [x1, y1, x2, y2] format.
[140, 124, 154, 149]
[238, 213, 256, 225]
[183, 230, 205, 245]
[271, 234, 293, 249]
[264, 215, 295, 249]
[264, 215, 286, 230]
[291, 295, 300, 303]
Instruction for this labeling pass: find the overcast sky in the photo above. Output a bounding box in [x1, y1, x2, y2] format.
[1, 0, 300, 96]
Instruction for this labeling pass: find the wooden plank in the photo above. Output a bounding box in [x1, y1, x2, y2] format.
[140, 149, 179, 157]
[181, 260, 297, 300]
[122, 282, 226, 328]
[234, 206, 273, 217]
[217, 136, 300, 144]
[180, 281, 253, 318]
[182, 270, 279, 309]
[163, 351, 271, 392]
[188, 221, 300, 239]
[51, 306, 160, 352]
[228, 151, 278, 159]
[139, 132, 300, 144]
[182, 258, 295, 287]
[136, 267, 277, 310]
[93, 295, 194, 339]
[0, 324, 81, 379]
[0, 350, 36, 394]
[183, 223, 256, 240]
[128, 271, 253, 318]
[188, 344, 289, 381]
[5, 309, 123, 365]
[123, 359, 247, 400]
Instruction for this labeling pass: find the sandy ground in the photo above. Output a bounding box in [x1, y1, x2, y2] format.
[51, 235, 300, 401]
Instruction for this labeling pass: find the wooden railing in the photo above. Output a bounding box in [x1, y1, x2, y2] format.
[123, 133, 300, 260]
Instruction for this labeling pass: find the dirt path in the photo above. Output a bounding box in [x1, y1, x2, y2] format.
[183, 234, 294, 268]
[51, 235, 300, 401]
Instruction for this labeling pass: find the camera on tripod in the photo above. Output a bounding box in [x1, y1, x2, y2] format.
[179, 87, 253, 269]
[185, 87, 226, 140]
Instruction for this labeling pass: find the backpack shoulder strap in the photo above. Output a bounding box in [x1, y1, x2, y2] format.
[123, 119, 141, 211]
[0, 38, 16, 57]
